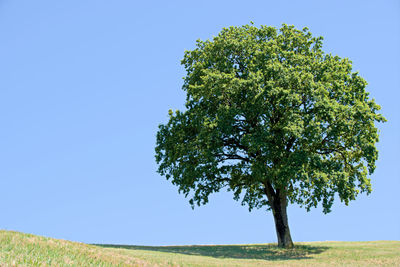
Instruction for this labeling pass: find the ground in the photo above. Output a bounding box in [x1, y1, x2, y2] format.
[1, 230, 399, 266]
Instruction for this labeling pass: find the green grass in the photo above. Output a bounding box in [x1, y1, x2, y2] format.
[1, 230, 399, 266]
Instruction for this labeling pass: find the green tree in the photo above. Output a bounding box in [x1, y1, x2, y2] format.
[155, 24, 386, 248]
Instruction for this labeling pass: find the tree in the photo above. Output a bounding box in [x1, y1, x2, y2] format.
[155, 24, 386, 248]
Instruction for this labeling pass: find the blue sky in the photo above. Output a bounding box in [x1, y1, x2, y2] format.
[0, 0, 399, 245]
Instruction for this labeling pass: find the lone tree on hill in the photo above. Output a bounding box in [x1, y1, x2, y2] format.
[155, 24, 386, 248]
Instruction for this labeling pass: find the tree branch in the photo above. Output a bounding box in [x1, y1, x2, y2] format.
[214, 153, 250, 163]
[263, 181, 277, 202]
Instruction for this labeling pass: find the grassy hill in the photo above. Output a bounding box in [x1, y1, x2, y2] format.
[1, 230, 399, 266]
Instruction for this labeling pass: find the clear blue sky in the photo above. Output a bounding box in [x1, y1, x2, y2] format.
[0, 0, 399, 245]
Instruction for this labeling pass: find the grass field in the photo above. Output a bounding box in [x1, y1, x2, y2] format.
[1, 230, 399, 266]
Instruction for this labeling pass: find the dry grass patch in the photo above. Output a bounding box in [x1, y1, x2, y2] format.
[0, 230, 149, 266]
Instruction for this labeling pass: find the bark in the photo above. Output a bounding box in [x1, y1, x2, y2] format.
[264, 182, 294, 248]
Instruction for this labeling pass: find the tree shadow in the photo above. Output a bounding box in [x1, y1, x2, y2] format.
[95, 243, 329, 261]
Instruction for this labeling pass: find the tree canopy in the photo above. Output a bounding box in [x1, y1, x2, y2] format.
[155, 24, 385, 247]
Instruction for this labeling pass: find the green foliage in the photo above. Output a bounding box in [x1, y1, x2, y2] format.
[155, 24, 386, 213]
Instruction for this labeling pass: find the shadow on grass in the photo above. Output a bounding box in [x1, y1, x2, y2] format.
[95, 243, 329, 261]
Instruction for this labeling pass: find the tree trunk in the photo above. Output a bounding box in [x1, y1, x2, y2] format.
[264, 183, 294, 248]
[271, 193, 294, 248]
